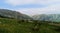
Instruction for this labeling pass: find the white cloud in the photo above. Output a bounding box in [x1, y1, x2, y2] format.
[16, 4, 60, 16]
[5, 0, 34, 6]
[5, 0, 60, 6]
[4, 0, 60, 16]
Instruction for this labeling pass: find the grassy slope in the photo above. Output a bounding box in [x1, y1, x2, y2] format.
[0, 18, 60, 33]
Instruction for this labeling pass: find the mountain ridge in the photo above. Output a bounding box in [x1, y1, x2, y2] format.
[0, 9, 33, 20]
[32, 14, 60, 22]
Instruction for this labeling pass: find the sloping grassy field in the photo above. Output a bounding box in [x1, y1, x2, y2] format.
[0, 18, 60, 33]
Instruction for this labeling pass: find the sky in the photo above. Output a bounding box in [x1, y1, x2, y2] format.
[0, 0, 60, 16]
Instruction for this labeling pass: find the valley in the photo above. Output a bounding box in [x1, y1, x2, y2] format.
[0, 9, 60, 33]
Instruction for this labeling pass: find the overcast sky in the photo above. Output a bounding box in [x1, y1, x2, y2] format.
[0, 0, 60, 16]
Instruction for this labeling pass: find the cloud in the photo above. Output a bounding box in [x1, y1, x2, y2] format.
[5, 0, 34, 6]
[5, 0, 60, 6]
[16, 4, 60, 16]
[4, 0, 60, 16]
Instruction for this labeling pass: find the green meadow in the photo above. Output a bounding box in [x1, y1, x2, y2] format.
[0, 18, 60, 33]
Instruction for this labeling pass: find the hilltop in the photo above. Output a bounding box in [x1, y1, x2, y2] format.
[32, 14, 60, 22]
[0, 9, 33, 20]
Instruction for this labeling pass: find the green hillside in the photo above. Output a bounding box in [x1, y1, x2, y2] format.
[0, 9, 60, 33]
[0, 9, 33, 20]
[0, 18, 60, 33]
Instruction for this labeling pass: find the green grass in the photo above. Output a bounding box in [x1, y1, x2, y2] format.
[0, 18, 60, 33]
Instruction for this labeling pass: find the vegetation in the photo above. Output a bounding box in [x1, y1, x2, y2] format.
[0, 18, 60, 33]
[0, 9, 33, 20]
[0, 9, 60, 33]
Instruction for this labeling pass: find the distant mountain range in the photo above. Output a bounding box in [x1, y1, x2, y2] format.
[1, 9, 60, 22]
[0, 9, 33, 20]
[32, 14, 60, 22]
